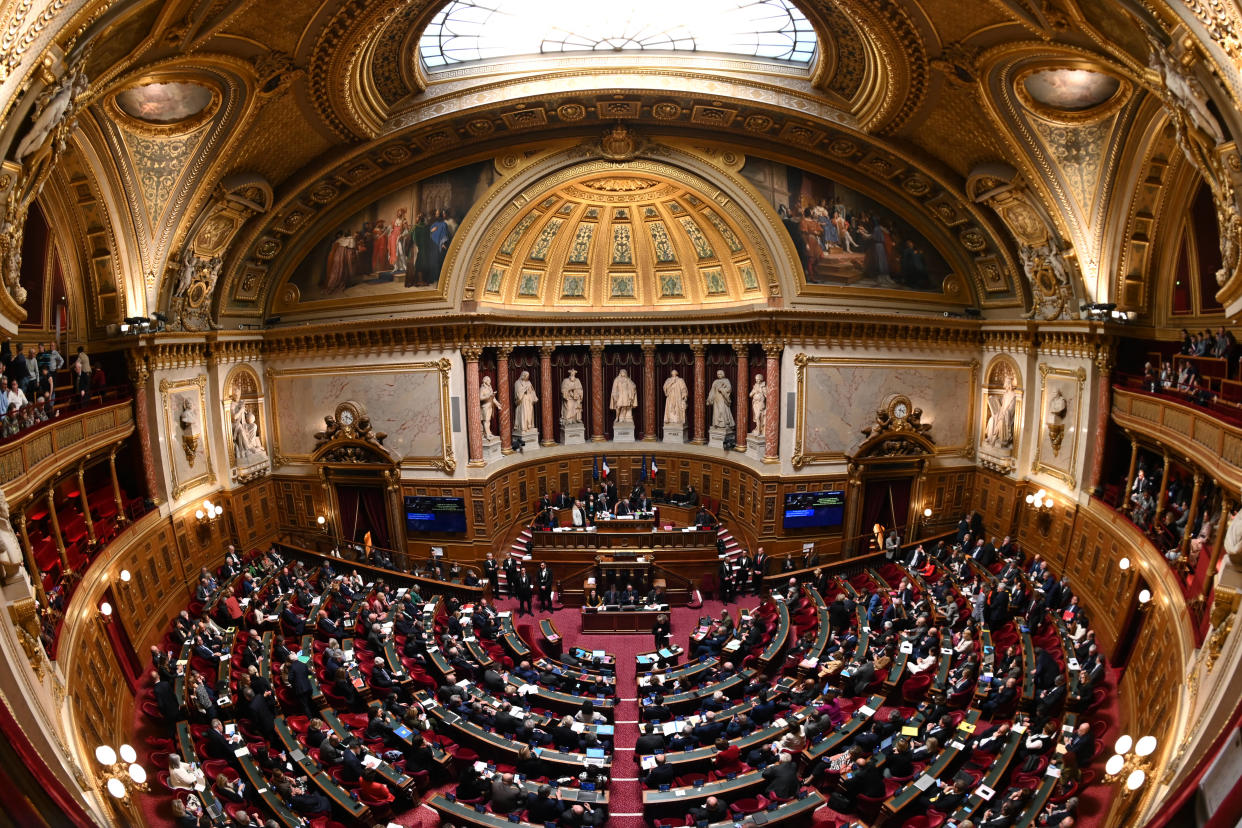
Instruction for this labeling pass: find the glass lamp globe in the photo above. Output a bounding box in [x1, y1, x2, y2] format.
[1126, 769, 1146, 791]
[317, 515, 326, 525]
[1119, 557, 1130, 571]
[118, 744, 136, 764]
[106, 778, 127, 799]
[1138, 589, 1152, 604]
[127, 763, 147, 784]
[1025, 494, 1034, 505]
[1114, 735, 1133, 755]
[215, 505, 224, 517]
[1135, 736, 1157, 757]
[1105, 754, 1125, 776]
[99, 602, 112, 617]
[923, 508, 932, 517]
[195, 510, 205, 520]
[120, 569, 131, 582]
[95, 745, 117, 766]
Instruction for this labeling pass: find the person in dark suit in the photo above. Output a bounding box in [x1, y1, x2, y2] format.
[1063, 722, 1095, 765]
[286, 658, 315, 718]
[332, 667, 363, 711]
[692, 712, 725, 746]
[980, 677, 1019, 717]
[643, 754, 677, 789]
[752, 547, 769, 593]
[527, 785, 564, 823]
[338, 744, 366, 783]
[484, 553, 500, 596]
[635, 729, 666, 755]
[514, 568, 533, 615]
[762, 754, 800, 800]
[837, 753, 884, 807]
[241, 686, 275, 740]
[152, 672, 181, 722]
[918, 778, 967, 814]
[536, 562, 554, 611]
[652, 613, 671, 650]
[620, 583, 639, 605]
[603, 583, 622, 605]
[202, 719, 236, 760]
[642, 693, 671, 723]
[848, 659, 876, 695]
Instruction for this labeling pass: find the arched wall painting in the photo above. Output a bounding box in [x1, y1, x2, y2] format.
[740, 157, 949, 291]
[285, 160, 496, 304]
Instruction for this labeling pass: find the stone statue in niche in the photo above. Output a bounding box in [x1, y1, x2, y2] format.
[513, 370, 538, 432]
[984, 373, 1018, 451]
[707, 370, 734, 429]
[560, 369, 583, 424]
[479, 376, 501, 438]
[1046, 388, 1068, 456]
[663, 369, 687, 424]
[611, 369, 637, 424]
[1224, 507, 1242, 569]
[178, 397, 199, 467]
[233, 408, 266, 463]
[0, 489, 25, 584]
[749, 374, 768, 437]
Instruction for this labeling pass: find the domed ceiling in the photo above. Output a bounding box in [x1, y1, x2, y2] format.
[475, 170, 773, 311]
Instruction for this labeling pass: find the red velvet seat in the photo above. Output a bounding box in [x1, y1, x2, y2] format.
[729, 795, 767, 815]
[854, 793, 885, 822]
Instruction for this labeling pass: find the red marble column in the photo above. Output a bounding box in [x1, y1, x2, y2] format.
[590, 344, 606, 441]
[691, 344, 707, 444]
[540, 345, 555, 445]
[128, 362, 161, 503]
[642, 344, 657, 441]
[764, 344, 781, 461]
[463, 346, 484, 465]
[497, 347, 513, 454]
[735, 347, 749, 450]
[1088, 358, 1112, 493]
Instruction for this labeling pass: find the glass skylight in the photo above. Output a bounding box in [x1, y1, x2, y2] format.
[419, 0, 817, 69]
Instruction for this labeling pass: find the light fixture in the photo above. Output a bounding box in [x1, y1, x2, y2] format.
[1025, 489, 1054, 511]
[1106, 734, 1156, 793]
[1138, 589, 1152, 606]
[99, 602, 113, 620]
[119, 569, 131, 583]
[1119, 557, 1130, 571]
[317, 515, 326, 526]
[923, 508, 932, 518]
[96, 742, 147, 800]
[196, 499, 224, 526]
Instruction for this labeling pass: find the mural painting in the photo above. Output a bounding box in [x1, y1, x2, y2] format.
[741, 157, 950, 291]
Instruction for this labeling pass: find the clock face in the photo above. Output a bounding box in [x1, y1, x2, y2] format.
[339, 409, 354, 426]
[894, 402, 908, 419]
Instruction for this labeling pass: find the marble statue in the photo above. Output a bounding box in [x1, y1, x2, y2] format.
[233, 408, 266, 462]
[561, 369, 583, 423]
[1046, 388, 1068, 456]
[663, 369, 687, 424]
[611, 369, 638, 423]
[178, 396, 200, 466]
[513, 370, 538, 432]
[984, 374, 1018, 450]
[707, 370, 734, 429]
[1149, 38, 1225, 144]
[480, 375, 501, 438]
[12, 69, 89, 163]
[749, 374, 767, 437]
[1224, 508, 1242, 568]
[0, 488, 25, 583]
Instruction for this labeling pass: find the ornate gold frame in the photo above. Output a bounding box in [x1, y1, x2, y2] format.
[1012, 59, 1132, 125]
[1032, 363, 1086, 488]
[792, 353, 978, 468]
[102, 71, 224, 137]
[159, 374, 216, 499]
[266, 359, 455, 473]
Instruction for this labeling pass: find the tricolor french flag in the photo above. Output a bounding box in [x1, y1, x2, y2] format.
[651, 456, 659, 477]
[601, 456, 611, 478]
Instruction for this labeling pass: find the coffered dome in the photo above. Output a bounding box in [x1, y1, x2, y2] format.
[472, 167, 776, 311]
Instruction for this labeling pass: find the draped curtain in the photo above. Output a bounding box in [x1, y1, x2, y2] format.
[862, 477, 913, 542]
[335, 483, 391, 549]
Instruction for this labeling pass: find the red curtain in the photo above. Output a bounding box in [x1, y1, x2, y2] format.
[862, 477, 913, 541]
[336, 484, 390, 550]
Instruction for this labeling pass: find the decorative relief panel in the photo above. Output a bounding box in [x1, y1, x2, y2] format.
[160, 375, 215, 500]
[1032, 363, 1086, 488]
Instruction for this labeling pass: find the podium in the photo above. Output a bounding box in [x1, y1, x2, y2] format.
[594, 551, 654, 590]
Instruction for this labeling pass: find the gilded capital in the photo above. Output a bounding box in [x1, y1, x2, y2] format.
[461, 346, 483, 362]
[763, 343, 783, 359]
[540, 344, 556, 358]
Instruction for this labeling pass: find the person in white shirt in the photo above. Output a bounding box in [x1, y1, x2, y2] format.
[167, 754, 206, 790]
[6, 380, 27, 410]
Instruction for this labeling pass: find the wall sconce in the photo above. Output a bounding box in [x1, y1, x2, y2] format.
[1024, 489, 1054, 511]
[1118, 557, 1131, 571]
[923, 507, 932, 519]
[195, 499, 224, 524]
[99, 601, 113, 622]
[317, 515, 327, 532]
[1105, 734, 1157, 793]
[1137, 588, 1153, 611]
[95, 743, 147, 800]
[117, 569, 131, 589]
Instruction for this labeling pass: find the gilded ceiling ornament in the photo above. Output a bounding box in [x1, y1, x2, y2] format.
[466, 118, 495, 137]
[827, 139, 856, 157]
[557, 104, 587, 122]
[742, 114, 773, 132]
[931, 42, 980, 86]
[580, 177, 659, 192]
[167, 248, 223, 332]
[599, 124, 642, 161]
[902, 175, 930, 197]
[958, 227, 987, 252]
[652, 102, 682, 120]
[253, 51, 304, 98]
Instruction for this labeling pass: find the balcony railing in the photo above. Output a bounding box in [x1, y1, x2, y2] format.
[1112, 385, 1242, 491]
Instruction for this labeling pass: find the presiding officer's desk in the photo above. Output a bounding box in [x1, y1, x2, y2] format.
[581, 604, 667, 634]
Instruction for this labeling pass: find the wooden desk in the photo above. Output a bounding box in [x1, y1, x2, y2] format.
[643, 768, 767, 816]
[593, 516, 655, 531]
[174, 722, 228, 826]
[881, 709, 980, 821]
[803, 694, 886, 762]
[581, 607, 662, 634]
[234, 751, 323, 828]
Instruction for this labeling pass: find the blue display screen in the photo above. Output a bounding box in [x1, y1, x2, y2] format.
[404, 496, 467, 533]
[783, 491, 845, 529]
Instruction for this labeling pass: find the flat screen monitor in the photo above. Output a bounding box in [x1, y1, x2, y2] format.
[783, 490, 845, 529]
[405, 496, 467, 533]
